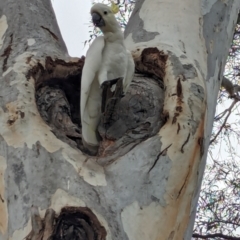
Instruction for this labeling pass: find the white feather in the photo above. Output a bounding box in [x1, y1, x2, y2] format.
[80, 3, 135, 150]
[81, 36, 104, 147]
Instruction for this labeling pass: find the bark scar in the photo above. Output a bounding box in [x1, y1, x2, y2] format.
[198, 137, 205, 157]
[177, 77, 183, 98]
[0, 194, 4, 203]
[177, 123, 181, 134]
[172, 112, 179, 124]
[1, 34, 13, 72]
[177, 167, 190, 199]
[148, 144, 172, 173]
[180, 133, 190, 153]
[41, 26, 58, 40]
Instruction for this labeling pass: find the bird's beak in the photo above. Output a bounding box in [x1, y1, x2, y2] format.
[92, 12, 105, 27]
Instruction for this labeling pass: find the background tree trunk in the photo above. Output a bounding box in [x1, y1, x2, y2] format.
[0, 0, 239, 240]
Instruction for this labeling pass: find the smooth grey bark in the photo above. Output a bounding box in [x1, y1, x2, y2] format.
[0, 0, 239, 240]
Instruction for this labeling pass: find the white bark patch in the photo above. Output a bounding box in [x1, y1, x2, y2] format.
[62, 150, 107, 186]
[0, 156, 7, 236]
[27, 38, 36, 46]
[10, 220, 31, 240]
[0, 15, 8, 50]
[125, 0, 208, 75]
[2, 66, 13, 77]
[50, 188, 86, 212]
[121, 201, 162, 240]
[0, 52, 106, 186]
[49, 189, 112, 240]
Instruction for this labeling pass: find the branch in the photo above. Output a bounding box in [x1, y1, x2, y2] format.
[193, 233, 240, 240]
[210, 99, 238, 144]
[202, 220, 240, 227]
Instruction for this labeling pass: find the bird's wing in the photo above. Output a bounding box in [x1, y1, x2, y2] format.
[123, 50, 135, 92]
[81, 36, 105, 118]
[81, 36, 105, 148]
[81, 79, 101, 150]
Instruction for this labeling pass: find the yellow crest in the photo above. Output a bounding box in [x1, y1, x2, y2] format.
[111, 2, 119, 14]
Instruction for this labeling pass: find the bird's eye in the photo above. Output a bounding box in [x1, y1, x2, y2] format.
[104, 11, 108, 15]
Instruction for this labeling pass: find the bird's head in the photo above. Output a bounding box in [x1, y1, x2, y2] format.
[90, 3, 120, 34]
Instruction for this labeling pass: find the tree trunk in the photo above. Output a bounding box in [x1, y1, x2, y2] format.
[0, 0, 239, 240]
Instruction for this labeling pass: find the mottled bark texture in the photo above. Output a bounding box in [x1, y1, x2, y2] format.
[0, 0, 165, 239]
[0, 0, 239, 240]
[124, 0, 240, 239]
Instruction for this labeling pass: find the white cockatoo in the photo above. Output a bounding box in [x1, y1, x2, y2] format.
[81, 3, 135, 154]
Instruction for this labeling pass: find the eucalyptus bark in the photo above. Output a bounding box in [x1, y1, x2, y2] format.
[0, 0, 239, 240]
